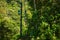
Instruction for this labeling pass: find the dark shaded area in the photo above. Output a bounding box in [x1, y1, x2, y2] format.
[0, 21, 12, 40]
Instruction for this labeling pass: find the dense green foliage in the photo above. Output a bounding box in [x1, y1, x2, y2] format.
[0, 0, 60, 40]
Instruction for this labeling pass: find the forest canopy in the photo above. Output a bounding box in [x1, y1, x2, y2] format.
[0, 0, 60, 40]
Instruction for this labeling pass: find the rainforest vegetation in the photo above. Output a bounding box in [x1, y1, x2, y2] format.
[0, 0, 60, 40]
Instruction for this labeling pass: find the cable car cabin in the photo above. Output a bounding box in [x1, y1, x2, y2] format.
[18, 10, 21, 15]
